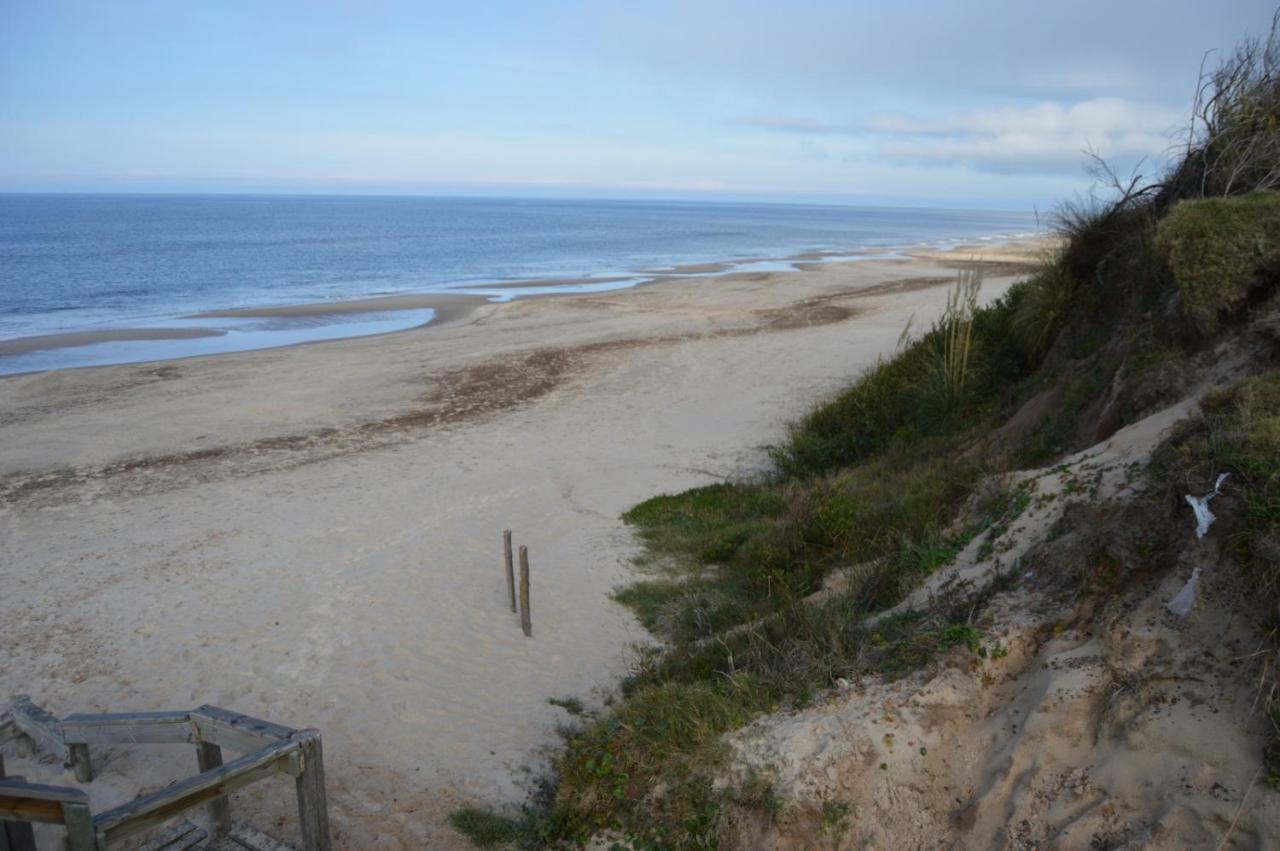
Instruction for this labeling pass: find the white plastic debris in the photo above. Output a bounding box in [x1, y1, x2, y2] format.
[1184, 472, 1230, 538]
[1165, 567, 1202, 618]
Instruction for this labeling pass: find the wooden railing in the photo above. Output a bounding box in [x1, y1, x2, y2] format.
[0, 697, 330, 851]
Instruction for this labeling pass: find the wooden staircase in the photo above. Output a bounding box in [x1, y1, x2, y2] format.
[0, 697, 331, 851]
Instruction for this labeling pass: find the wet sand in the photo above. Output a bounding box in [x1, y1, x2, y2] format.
[0, 326, 226, 356]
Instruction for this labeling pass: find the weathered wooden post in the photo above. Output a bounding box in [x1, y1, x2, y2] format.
[61, 800, 94, 851]
[196, 741, 232, 835]
[503, 530, 517, 613]
[68, 744, 91, 783]
[518, 546, 532, 637]
[294, 729, 332, 851]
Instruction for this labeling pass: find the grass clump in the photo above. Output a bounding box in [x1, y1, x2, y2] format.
[620, 450, 979, 645]
[448, 808, 530, 849]
[1156, 192, 1280, 334]
[553, 678, 766, 842]
[623, 483, 785, 567]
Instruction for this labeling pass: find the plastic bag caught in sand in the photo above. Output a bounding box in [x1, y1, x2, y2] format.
[1165, 567, 1203, 618]
[1184, 472, 1230, 538]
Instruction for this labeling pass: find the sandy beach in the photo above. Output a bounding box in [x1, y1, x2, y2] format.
[0, 241, 1044, 847]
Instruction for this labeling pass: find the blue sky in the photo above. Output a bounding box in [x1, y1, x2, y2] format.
[1, 1, 1275, 209]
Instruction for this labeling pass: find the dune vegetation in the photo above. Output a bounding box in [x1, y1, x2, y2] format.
[453, 19, 1280, 850]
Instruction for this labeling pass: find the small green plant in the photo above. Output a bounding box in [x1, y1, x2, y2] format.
[732, 772, 784, 818]
[549, 696, 586, 717]
[820, 800, 851, 838]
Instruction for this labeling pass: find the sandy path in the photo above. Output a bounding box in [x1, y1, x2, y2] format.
[0, 243, 1042, 847]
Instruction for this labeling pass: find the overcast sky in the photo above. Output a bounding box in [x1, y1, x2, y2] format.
[1, 1, 1275, 209]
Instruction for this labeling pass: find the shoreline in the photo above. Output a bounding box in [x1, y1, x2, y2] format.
[0, 236, 1045, 847]
[0, 234, 1042, 376]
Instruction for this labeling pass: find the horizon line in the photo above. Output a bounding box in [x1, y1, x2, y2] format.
[0, 188, 1043, 215]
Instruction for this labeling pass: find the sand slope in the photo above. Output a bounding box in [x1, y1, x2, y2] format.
[721, 397, 1280, 850]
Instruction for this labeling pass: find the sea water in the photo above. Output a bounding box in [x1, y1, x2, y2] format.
[0, 194, 1039, 373]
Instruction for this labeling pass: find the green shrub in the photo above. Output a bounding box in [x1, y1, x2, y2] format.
[1156, 192, 1280, 334]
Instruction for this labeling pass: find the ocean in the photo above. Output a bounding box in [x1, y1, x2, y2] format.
[0, 195, 1039, 373]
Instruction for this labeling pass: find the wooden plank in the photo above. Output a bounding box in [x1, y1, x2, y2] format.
[518, 546, 532, 637]
[0, 795, 64, 825]
[94, 738, 299, 845]
[191, 707, 294, 754]
[6, 697, 68, 764]
[60, 801, 95, 851]
[0, 779, 88, 829]
[292, 730, 330, 851]
[62, 711, 195, 745]
[0, 780, 88, 805]
[225, 822, 296, 851]
[197, 742, 232, 835]
[503, 530, 516, 613]
[138, 819, 208, 851]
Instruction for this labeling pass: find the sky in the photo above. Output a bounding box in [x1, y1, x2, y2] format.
[1, 0, 1276, 210]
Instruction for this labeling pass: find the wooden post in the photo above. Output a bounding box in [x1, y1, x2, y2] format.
[294, 730, 332, 851]
[0, 753, 36, 851]
[69, 744, 92, 783]
[59, 801, 94, 851]
[503, 530, 516, 613]
[196, 742, 232, 835]
[518, 546, 532, 637]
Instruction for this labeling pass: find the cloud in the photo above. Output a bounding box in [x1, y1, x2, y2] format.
[862, 98, 1184, 175]
[729, 98, 1184, 176]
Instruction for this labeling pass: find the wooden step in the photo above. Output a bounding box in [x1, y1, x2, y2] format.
[200, 823, 296, 851]
[139, 819, 207, 851]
